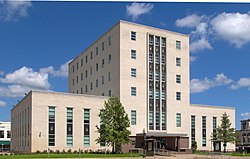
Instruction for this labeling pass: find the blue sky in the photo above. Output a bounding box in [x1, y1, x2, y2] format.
[0, 1, 250, 129]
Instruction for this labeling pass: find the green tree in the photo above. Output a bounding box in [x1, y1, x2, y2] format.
[211, 112, 237, 153]
[96, 96, 131, 153]
[191, 141, 197, 153]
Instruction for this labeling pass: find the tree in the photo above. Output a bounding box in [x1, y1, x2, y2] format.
[191, 141, 197, 153]
[96, 96, 131, 153]
[211, 112, 237, 153]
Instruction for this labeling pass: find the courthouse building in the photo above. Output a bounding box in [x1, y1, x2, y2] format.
[11, 20, 235, 153]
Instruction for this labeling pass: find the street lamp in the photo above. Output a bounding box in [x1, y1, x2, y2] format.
[143, 128, 146, 158]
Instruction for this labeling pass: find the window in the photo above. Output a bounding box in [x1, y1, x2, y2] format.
[96, 79, 98, 88]
[81, 59, 83, 67]
[102, 93, 104, 96]
[176, 113, 181, 127]
[131, 31, 136, 41]
[149, 111, 154, 130]
[77, 63, 79, 70]
[202, 116, 207, 146]
[81, 87, 83, 94]
[67, 108, 73, 146]
[131, 50, 136, 59]
[191, 115, 195, 142]
[0, 130, 4, 138]
[176, 92, 181, 101]
[81, 73, 83, 81]
[176, 57, 181, 66]
[102, 76, 104, 85]
[176, 75, 181, 84]
[131, 68, 136, 77]
[176, 40, 181, 49]
[85, 70, 88, 78]
[7, 131, 10, 138]
[77, 90, 78, 94]
[85, 85, 88, 93]
[108, 54, 111, 64]
[85, 55, 88, 63]
[84, 109, 90, 146]
[76, 76, 79, 83]
[96, 63, 98, 71]
[108, 72, 111, 81]
[108, 36, 111, 46]
[108, 90, 111, 96]
[102, 59, 105, 68]
[131, 87, 136, 96]
[90, 82, 93, 90]
[131, 110, 136, 125]
[213, 117, 217, 129]
[102, 42, 104, 51]
[72, 79, 74, 86]
[90, 52, 93, 59]
[73, 65, 75, 73]
[48, 107, 55, 146]
[96, 47, 98, 55]
[162, 111, 166, 130]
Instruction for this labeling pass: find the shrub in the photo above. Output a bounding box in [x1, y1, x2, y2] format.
[36, 150, 41, 154]
[55, 150, 60, 154]
[67, 149, 72, 154]
[42, 150, 47, 154]
[62, 149, 66, 154]
[84, 149, 88, 154]
[191, 141, 197, 153]
[73, 150, 78, 154]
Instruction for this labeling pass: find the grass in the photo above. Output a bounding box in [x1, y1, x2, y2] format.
[0, 153, 142, 158]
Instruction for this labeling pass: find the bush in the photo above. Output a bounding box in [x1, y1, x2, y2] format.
[84, 149, 89, 154]
[36, 150, 41, 154]
[67, 149, 72, 154]
[55, 150, 60, 154]
[73, 150, 78, 154]
[191, 141, 197, 153]
[62, 149, 66, 154]
[42, 150, 47, 154]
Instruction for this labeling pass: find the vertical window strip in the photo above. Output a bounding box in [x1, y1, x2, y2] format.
[67, 108, 73, 146]
[84, 109, 90, 146]
[48, 107, 55, 146]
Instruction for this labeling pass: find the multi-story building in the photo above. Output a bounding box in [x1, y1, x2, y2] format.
[236, 119, 250, 153]
[0, 121, 11, 152]
[11, 20, 235, 153]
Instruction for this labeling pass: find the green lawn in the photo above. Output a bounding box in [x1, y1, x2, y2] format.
[0, 153, 142, 159]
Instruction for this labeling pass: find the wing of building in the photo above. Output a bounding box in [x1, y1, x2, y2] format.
[11, 20, 235, 153]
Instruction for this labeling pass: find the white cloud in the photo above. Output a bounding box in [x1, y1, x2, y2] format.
[126, 2, 153, 21]
[190, 56, 197, 63]
[0, 100, 6, 107]
[0, 66, 50, 90]
[0, 0, 32, 21]
[211, 12, 250, 48]
[176, 14, 203, 28]
[40, 60, 71, 77]
[190, 37, 212, 53]
[230, 78, 250, 90]
[0, 71, 4, 76]
[241, 112, 250, 120]
[191, 73, 232, 93]
[0, 85, 30, 98]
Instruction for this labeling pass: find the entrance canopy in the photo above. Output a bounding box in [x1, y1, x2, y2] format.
[136, 132, 187, 137]
[0, 141, 10, 145]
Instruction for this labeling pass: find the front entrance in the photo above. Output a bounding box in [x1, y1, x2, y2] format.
[213, 141, 221, 152]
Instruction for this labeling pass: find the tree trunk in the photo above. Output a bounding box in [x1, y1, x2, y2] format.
[223, 142, 226, 153]
[112, 142, 115, 153]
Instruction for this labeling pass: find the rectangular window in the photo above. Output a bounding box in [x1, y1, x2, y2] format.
[108, 90, 111, 96]
[90, 52, 93, 59]
[48, 107, 55, 146]
[131, 110, 136, 125]
[102, 76, 104, 85]
[76, 76, 79, 83]
[96, 79, 98, 88]
[67, 108, 73, 146]
[0, 130, 4, 138]
[77, 62, 79, 70]
[90, 82, 93, 90]
[131, 87, 136, 96]
[102, 59, 105, 68]
[108, 54, 111, 64]
[81, 87, 83, 94]
[176, 92, 181, 101]
[72, 79, 74, 86]
[72, 65, 75, 73]
[102, 42, 104, 51]
[108, 36, 111, 46]
[149, 111, 154, 130]
[96, 63, 99, 71]
[176, 40, 181, 49]
[7, 131, 10, 138]
[85, 55, 88, 63]
[162, 111, 166, 130]
[81, 59, 83, 67]
[96, 47, 98, 55]
[131, 68, 136, 77]
[85, 70, 88, 78]
[81, 73, 83, 81]
[213, 117, 217, 129]
[191, 115, 195, 142]
[131, 31, 136, 41]
[85, 85, 88, 93]
[176, 74, 181, 84]
[176, 57, 181, 66]
[84, 109, 90, 147]
[108, 72, 111, 81]
[131, 50, 136, 59]
[202, 116, 206, 147]
[176, 113, 181, 127]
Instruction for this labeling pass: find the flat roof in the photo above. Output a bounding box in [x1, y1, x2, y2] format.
[190, 104, 235, 110]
